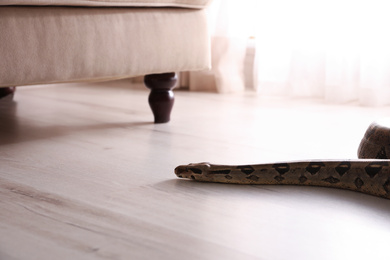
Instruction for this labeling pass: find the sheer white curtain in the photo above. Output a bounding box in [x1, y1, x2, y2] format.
[189, 0, 390, 106]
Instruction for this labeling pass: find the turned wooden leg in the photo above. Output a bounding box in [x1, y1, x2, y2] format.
[0, 87, 16, 100]
[144, 73, 177, 123]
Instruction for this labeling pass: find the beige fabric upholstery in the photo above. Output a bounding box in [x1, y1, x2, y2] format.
[0, 0, 211, 9]
[0, 7, 211, 87]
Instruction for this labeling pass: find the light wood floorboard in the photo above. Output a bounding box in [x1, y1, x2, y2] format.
[1, 80, 390, 260]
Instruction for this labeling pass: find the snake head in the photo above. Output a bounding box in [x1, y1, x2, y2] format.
[175, 162, 211, 180]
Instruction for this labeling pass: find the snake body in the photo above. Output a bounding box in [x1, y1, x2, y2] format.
[175, 121, 390, 199]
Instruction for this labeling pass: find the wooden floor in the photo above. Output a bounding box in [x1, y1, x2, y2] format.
[2, 80, 390, 260]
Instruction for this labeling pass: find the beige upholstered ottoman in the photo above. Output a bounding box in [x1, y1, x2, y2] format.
[0, 0, 211, 123]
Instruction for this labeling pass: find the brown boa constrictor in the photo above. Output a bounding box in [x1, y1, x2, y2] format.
[175, 121, 390, 199]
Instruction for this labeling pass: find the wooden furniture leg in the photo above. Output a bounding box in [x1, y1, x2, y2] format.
[0, 87, 16, 100]
[144, 73, 177, 123]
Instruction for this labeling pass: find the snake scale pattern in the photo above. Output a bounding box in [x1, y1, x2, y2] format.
[175, 122, 390, 199]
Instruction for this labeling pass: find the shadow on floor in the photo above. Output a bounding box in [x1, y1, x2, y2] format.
[0, 98, 153, 146]
[155, 178, 390, 216]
